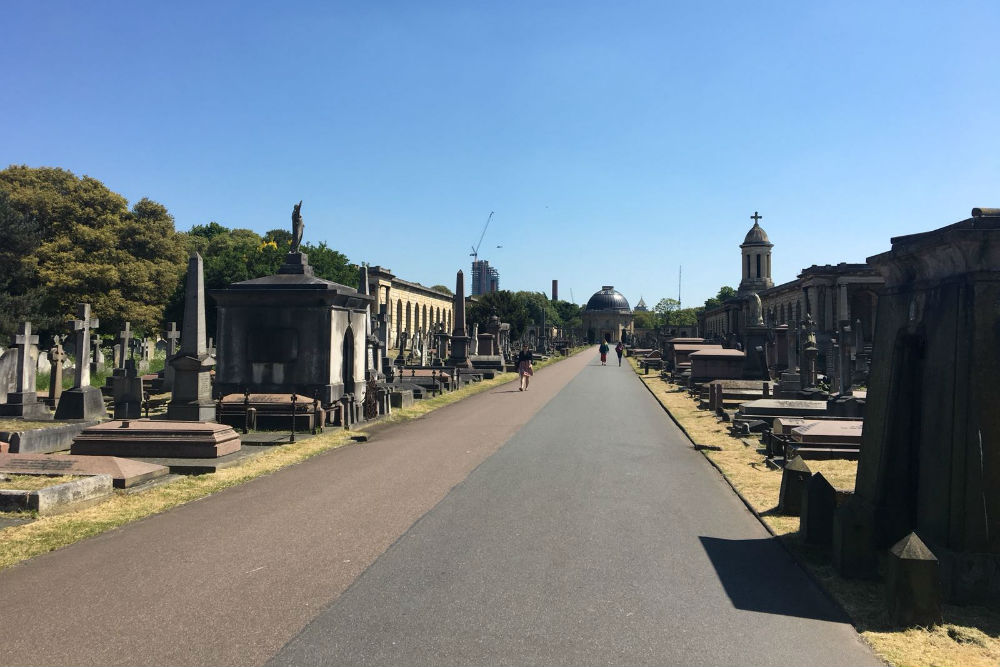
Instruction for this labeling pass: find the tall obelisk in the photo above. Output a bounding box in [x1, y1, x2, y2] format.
[167, 253, 217, 420]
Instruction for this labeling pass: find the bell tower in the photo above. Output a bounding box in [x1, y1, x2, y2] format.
[738, 211, 774, 295]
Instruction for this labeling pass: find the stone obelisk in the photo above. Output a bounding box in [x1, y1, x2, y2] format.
[446, 269, 472, 368]
[167, 253, 217, 421]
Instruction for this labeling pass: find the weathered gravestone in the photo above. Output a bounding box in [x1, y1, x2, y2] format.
[886, 532, 943, 627]
[113, 360, 144, 419]
[54, 303, 106, 420]
[833, 209, 1000, 604]
[45, 336, 67, 408]
[778, 455, 811, 516]
[800, 472, 836, 545]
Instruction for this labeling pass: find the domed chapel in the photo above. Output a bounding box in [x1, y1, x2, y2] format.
[581, 286, 634, 343]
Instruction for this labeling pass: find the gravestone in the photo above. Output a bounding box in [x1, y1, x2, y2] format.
[834, 209, 1000, 603]
[800, 472, 836, 545]
[167, 253, 216, 421]
[45, 336, 67, 408]
[72, 420, 241, 458]
[0, 322, 50, 419]
[0, 453, 168, 489]
[162, 321, 180, 392]
[113, 360, 144, 419]
[54, 303, 106, 420]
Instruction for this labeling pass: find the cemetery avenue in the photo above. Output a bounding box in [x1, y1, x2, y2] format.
[0, 350, 878, 666]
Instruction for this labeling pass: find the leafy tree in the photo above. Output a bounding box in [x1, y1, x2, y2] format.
[431, 284, 454, 296]
[653, 297, 680, 324]
[301, 241, 356, 287]
[704, 285, 737, 309]
[0, 166, 187, 338]
[467, 290, 530, 339]
[552, 300, 582, 329]
[633, 310, 658, 329]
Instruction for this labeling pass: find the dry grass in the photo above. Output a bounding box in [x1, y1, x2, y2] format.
[631, 361, 1000, 667]
[0, 419, 68, 432]
[0, 474, 82, 491]
[0, 351, 582, 572]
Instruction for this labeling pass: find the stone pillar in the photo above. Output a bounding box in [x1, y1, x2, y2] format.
[447, 270, 472, 368]
[552, 279, 558, 301]
[838, 281, 850, 324]
[46, 337, 66, 407]
[886, 532, 943, 627]
[163, 321, 180, 392]
[167, 253, 217, 421]
[55, 303, 105, 420]
[778, 456, 812, 516]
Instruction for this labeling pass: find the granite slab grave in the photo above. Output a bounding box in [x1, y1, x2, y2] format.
[0, 421, 101, 454]
[0, 453, 168, 488]
[738, 399, 828, 419]
[791, 420, 863, 445]
[71, 420, 241, 458]
[0, 473, 112, 515]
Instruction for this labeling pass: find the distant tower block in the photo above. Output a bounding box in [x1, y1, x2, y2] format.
[552, 280, 558, 301]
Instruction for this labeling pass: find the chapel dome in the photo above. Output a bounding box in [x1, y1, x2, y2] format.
[586, 286, 631, 312]
[742, 221, 772, 246]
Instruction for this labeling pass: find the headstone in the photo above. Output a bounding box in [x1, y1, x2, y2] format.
[54, 303, 106, 420]
[0, 322, 50, 419]
[113, 360, 144, 419]
[163, 321, 180, 392]
[46, 336, 67, 407]
[167, 253, 217, 421]
[91, 334, 104, 371]
[778, 455, 811, 516]
[886, 532, 943, 627]
[470, 323, 479, 355]
[116, 322, 132, 369]
[800, 473, 836, 545]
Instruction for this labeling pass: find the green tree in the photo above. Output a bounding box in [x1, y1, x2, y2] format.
[704, 285, 737, 309]
[653, 297, 680, 324]
[0, 165, 187, 338]
[431, 284, 454, 296]
[467, 290, 530, 339]
[633, 310, 658, 329]
[552, 300, 582, 329]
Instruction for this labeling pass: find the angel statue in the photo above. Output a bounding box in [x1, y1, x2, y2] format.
[291, 200, 304, 252]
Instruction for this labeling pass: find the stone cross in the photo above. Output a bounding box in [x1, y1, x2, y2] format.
[165, 322, 181, 357]
[751, 211, 763, 224]
[69, 303, 99, 388]
[90, 333, 101, 373]
[117, 322, 132, 368]
[12, 321, 39, 394]
[47, 335, 67, 403]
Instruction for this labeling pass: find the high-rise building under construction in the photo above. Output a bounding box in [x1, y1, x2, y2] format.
[470, 259, 499, 295]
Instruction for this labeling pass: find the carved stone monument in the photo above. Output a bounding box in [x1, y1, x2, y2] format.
[167, 253, 216, 421]
[446, 270, 472, 368]
[833, 208, 1000, 605]
[0, 322, 50, 419]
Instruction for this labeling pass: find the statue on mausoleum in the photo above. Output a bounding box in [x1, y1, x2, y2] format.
[291, 200, 304, 252]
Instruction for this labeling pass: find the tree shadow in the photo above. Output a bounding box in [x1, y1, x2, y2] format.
[699, 535, 849, 623]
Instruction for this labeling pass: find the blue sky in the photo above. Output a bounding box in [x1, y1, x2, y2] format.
[3, 1, 998, 307]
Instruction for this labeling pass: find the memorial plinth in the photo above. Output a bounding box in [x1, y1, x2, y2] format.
[72, 420, 241, 458]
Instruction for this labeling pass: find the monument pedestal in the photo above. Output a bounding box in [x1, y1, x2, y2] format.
[0, 392, 52, 420]
[446, 336, 472, 368]
[54, 386, 106, 421]
[741, 325, 770, 380]
[166, 353, 216, 421]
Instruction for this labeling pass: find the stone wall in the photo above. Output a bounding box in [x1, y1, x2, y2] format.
[366, 267, 454, 349]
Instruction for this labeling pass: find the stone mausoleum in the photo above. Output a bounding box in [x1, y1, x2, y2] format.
[581, 286, 634, 343]
[210, 250, 373, 406]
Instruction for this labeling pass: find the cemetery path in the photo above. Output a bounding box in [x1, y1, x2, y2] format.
[0, 349, 879, 667]
[267, 356, 880, 667]
[0, 349, 593, 667]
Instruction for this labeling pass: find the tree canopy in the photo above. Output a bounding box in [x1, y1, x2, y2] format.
[0, 165, 187, 340]
[704, 285, 737, 309]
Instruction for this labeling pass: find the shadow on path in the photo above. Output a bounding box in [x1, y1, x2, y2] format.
[699, 535, 849, 623]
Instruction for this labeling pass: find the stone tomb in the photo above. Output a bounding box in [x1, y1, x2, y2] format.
[0, 453, 168, 489]
[737, 399, 828, 419]
[72, 420, 241, 458]
[210, 251, 373, 407]
[689, 348, 745, 382]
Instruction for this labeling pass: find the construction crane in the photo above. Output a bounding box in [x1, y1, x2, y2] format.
[470, 211, 494, 262]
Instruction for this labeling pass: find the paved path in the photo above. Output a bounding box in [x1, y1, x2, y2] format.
[0, 349, 879, 666]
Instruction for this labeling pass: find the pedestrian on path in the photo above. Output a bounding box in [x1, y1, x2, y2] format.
[517, 343, 534, 391]
[599, 340, 609, 365]
[615, 341, 624, 366]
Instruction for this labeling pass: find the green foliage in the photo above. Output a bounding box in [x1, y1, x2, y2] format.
[704, 285, 737, 309]
[633, 310, 658, 329]
[552, 300, 582, 329]
[467, 291, 529, 339]
[0, 166, 187, 340]
[431, 284, 454, 296]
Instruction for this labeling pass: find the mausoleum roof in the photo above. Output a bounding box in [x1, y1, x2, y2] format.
[742, 222, 772, 246]
[585, 286, 631, 312]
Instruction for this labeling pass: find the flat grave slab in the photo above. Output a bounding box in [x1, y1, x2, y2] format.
[130, 443, 284, 475]
[792, 420, 863, 444]
[0, 453, 168, 488]
[739, 399, 828, 418]
[72, 420, 241, 458]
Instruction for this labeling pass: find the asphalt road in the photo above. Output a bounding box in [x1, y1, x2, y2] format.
[269, 355, 878, 666]
[0, 349, 879, 666]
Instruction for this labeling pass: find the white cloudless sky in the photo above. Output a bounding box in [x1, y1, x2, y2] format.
[3, 1, 998, 307]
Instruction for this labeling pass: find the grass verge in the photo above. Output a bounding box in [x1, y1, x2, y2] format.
[0, 350, 583, 572]
[629, 359, 1000, 667]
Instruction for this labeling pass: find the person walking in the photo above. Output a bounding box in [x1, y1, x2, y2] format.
[615, 341, 624, 366]
[516, 343, 534, 391]
[598, 340, 610, 366]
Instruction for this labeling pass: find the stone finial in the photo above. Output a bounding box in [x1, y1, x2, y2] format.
[886, 532, 943, 627]
[778, 455, 812, 516]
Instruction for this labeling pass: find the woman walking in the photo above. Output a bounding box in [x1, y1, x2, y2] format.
[615, 340, 624, 366]
[517, 343, 534, 391]
[598, 340, 610, 365]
